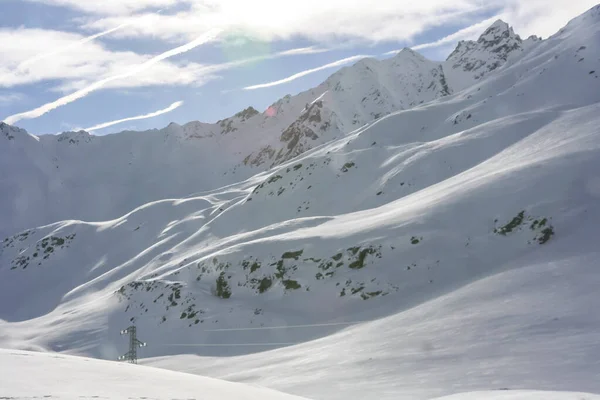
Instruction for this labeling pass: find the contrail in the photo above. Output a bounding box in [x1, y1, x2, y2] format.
[18, 22, 135, 70]
[277, 46, 330, 56]
[382, 16, 500, 55]
[412, 16, 499, 51]
[243, 54, 370, 90]
[3, 28, 221, 125]
[85, 101, 184, 132]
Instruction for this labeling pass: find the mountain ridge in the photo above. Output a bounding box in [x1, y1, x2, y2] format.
[0, 17, 543, 238]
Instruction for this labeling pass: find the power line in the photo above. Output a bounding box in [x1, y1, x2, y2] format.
[160, 342, 297, 347]
[121, 314, 369, 332]
[202, 320, 369, 332]
[114, 320, 370, 351]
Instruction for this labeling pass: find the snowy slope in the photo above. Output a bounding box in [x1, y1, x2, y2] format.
[0, 17, 535, 238]
[0, 349, 309, 400]
[1, 5, 600, 400]
[432, 392, 600, 400]
[147, 254, 600, 399]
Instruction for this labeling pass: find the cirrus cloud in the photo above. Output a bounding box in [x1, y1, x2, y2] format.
[23, 0, 182, 15]
[2, 29, 221, 125]
[0, 28, 218, 91]
[243, 55, 369, 90]
[85, 101, 184, 132]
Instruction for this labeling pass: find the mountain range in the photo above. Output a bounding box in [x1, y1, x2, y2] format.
[0, 17, 552, 238]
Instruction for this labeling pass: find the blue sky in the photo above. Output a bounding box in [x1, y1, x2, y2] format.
[1, 0, 597, 135]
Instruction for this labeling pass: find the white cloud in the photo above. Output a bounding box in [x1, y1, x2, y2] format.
[0, 28, 217, 90]
[82, 0, 493, 43]
[243, 55, 369, 90]
[16, 15, 159, 71]
[85, 101, 183, 132]
[24, 0, 182, 15]
[2, 29, 220, 125]
[0, 93, 25, 106]
[75, 0, 599, 49]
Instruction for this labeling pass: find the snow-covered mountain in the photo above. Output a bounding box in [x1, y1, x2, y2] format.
[0, 16, 540, 239]
[1, 5, 600, 400]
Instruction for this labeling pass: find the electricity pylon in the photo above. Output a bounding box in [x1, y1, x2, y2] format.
[118, 325, 146, 364]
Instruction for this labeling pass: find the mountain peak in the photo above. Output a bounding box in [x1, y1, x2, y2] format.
[1, 122, 16, 140]
[233, 106, 260, 122]
[395, 47, 428, 62]
[487, 19, 510, 30]
[477, 19, 520, 47]
[443, 18, 525, 91]
[55, 129, 93, 145]
[1, 121, 34, 141]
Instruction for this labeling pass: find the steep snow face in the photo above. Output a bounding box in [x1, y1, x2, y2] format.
[0, 349, 308, 400]
[242, 49, 452, 167]
[444, 20, 530, 91]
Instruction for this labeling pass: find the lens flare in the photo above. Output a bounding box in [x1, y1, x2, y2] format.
[265, 106, 277, 117]
[220, 30, 271, 68]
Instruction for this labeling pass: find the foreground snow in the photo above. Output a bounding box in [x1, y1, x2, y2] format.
[1, 348, 598, 400]
[0, 348, 308, 400]
[432, 392, 600, 400]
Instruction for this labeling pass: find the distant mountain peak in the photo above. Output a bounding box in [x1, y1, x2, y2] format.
[0, 122, 17, 140]
[443, 18, 526, 90]
[477, 19, 521, 48]
[447, 19, 522, 61]
[53, 130, 93, 145]
[485, 19, 510, 32]
[395, 47, 429, 63]
[234, 106, 260, 121]
[1, 121, 34, 141]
